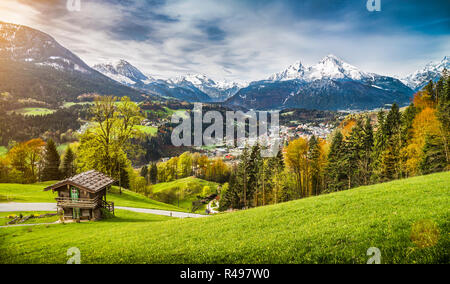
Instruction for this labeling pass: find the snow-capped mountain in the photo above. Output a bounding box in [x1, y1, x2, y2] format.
[0, 21, 91, 74]
[169, 74, 245, 101]
[268, 55, 370, 82]
[227, 55, 414, 110]
[93, 60, 213, 102]
[93, 60, 155, 85]
[0, 21, 142, 103]
[402, 56, 449, 91]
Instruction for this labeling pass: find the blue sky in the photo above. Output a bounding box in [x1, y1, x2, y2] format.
[1, 0, 449, 82]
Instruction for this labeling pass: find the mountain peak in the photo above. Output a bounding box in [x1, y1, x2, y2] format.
[269, 54, 368, 82]
[93, 59, 153, 85]
[320, 54, 343, 64]
[402, 55, 449, 91]
[268, 61, 305, 81]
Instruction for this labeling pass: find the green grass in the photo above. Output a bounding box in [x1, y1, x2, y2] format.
[152, 177, 220, 213]
[0, 146, 7, 157]
[135, 125, 158, 136]
[0, 172, 448, 264]
[0, 182, 183, 212]
[62, 102, 94, 108]
[9, 107, 56, 116]
[0, 211, 58, 226]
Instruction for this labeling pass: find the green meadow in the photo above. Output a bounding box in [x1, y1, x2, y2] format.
[152, 177, 219, 212]
[0, 182, 183, 212]
[0, 146, 6, 157]
[135, 125, 158, 136]
[1, 172, 448, 264]
[0, 211, 58, 226]
[9, 107, 56, 116]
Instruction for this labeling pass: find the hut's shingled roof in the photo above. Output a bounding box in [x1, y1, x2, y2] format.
[44, 170, 115, 192]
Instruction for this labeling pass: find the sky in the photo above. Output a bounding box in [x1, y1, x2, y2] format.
[0, 0, 449, 83]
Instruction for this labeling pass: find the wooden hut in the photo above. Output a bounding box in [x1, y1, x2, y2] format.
[44, 170, 115, 221]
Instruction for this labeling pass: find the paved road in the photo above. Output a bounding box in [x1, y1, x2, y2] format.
[0, 203, 207, 219]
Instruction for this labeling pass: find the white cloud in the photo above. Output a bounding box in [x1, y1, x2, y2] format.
[1, 0, 448, 83]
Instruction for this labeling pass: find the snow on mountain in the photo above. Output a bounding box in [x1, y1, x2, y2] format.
[268, 61, 305, 81]
[402, 56, 449, 91]
[268, 54, 371, 82]
[0, 21, 91, 74]
[0, 21, 143, 102]
[228, 54, 414, 110]
[93, 60, 155, 85]
[168, 74, 246, 101]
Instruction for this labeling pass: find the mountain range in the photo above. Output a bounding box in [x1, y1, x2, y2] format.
[0, 21, 144, 105]
[226, 55, 416, 110]
[401, 56, 449, 91]
[92, 61, 243, 102]
[0, 21, 447, 110]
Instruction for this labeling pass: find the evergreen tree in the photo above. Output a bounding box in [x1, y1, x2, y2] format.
[360, 116, 374, 185]
[378, 104, 402, 181]
[140, 165, 148, 178]
[149, 163, 158, 184]
[436, 69, 450, 167]
[308, 136, 321, 195]
[420, 134, 447, 174]
[41, 139, 61, 181]
[372, 110, 387, 181]
[248, 144, 262, 207]
[326, 131, 348, 192]
[61, 146, 75, 178]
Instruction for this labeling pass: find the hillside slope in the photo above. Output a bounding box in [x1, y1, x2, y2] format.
[0, 22, 144, 104]
[0, 182, 183, 212]
[0, 172, 448, 264]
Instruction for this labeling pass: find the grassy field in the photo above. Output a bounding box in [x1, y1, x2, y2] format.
[9, 107, 56, 116]
[0, 211, 58, 226]
[1, 172, 447, 264]
[135, 125, 158, 136]
[152, 177, 220, 213]
[62, 102, 94, 108]
[0, 146, 6, 157]
[0, 182, 184, 212]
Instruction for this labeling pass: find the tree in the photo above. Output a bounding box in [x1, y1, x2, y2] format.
[436, 70, 450, 167]
[140, 165, 149, 183]
[325, 132, 347, 192]
[177, 152, 193, 178]
[149, 163, 158, 184]
[61, 146, 75, 178]
[285, 137, 309, 197]
[308, 136, 321, 196]
[420, 134, 447, 174]
[77, 96, 143, 182]
[7, 139, 45, 183]
[41, 139, 61, 181]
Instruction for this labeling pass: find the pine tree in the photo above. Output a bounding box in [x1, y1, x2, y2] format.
[436, 69, 450, 167]
[61, 146, 75, 178]
[308, 136, 321, 195]
[41, 139, 61, 181]
[326, 131, 347, 192]
[420, 134, 447, 174]
[149, 163, 158, 184]
[140, 165, 148, 178]
[360, 116, 374, 185]
[378, 104, 402, 181]
[248, 144, 262, 207]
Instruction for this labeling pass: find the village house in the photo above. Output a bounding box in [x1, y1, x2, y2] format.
[44, 170, 116, 221]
